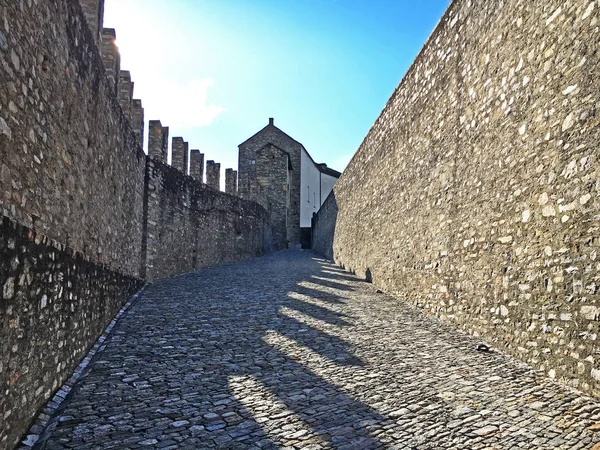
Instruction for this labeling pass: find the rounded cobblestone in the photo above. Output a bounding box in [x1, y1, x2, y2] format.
[36, 251, 600, 449]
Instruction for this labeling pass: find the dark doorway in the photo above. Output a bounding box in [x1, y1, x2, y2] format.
[300, 227, 312, 249]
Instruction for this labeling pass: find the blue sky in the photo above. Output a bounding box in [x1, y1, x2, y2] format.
[104, 0, 450, 179]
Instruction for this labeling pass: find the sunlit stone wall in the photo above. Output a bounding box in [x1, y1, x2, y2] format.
[314, 0, 600, 396]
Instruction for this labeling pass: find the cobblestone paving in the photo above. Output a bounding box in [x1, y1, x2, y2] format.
[38, 251, 600, 449]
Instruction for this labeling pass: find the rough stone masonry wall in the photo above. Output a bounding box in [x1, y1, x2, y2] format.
[0, 215, 142, 450]
[0, 0, 147, 277]
[0, 0, 275, 447]
[314, 0, 600, 396]
[142, 159, 271, 281]
[0, 2, 146, 448]
[256, 145, 291, 250]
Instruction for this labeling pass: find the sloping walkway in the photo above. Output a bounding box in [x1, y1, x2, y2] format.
[35, 251, 600, 449]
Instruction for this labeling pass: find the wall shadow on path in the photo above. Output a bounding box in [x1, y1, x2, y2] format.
[39, 251, 389, 449]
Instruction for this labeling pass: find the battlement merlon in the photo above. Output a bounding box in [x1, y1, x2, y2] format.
[171, 137, 186, 173]
[225, 169, 237, 195]
[206, 161, 221, 191]
[118, 70, 134, 122]
[183, 142, 190, 176]
[131, 100, 144, 149]
[148, 121, 169, 163]
[190, 150, 204, 182]
[79, 0, 105, 44]
[101, 28, 120, 96]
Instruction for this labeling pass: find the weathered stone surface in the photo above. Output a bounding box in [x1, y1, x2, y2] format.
[313, 0, 600, 398]
[225, 168, 237, 195]
[0, 1, 145, 277]
[131, 99, 144, 147]
[100, 28, 120, 95]
[79, 0, 105, 43]
[253, 144, 293, 249]
[30, 251, 600, 449]
[190, 150, 204, 182]
[238, 119, 302, 248]
[118, 70, 134, 121]
[1, 215, 142, 450]
[0, 2, 274, 447]
[148, 120, 169, 163]
[206, 160, 221, 190]
[171, 137, 187, 174]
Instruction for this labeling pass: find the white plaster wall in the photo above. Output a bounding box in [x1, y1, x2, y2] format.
[300, 149, 321, 227]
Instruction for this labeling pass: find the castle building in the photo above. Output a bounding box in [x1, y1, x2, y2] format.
[238, 118, 341, 250]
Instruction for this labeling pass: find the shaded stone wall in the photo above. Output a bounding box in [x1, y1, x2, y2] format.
[0, 1, 276, 447]
[79, 0, 104, 43]
[143, 159, 271, 281]
[313, 0, 600, 396]
[256, 145, 291, 250]
[311, 191, 337, 261]
[0, 215, 142, 450]
[131, 99, 144, 147]
[0, 0, 146, 277]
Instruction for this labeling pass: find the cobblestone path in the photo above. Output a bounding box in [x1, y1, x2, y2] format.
[37, 251, 600, 449]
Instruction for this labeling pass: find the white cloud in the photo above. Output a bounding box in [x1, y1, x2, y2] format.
[145, 78, 226, 129]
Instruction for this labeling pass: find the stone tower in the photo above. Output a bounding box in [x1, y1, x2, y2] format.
[238, 118, 301, 249]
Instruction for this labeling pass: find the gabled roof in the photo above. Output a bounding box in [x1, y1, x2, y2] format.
[317, 164, 342, 178]
[300, 147, 342, 179]
[240, 119, 342, 176]
[238, 122, 305, 149]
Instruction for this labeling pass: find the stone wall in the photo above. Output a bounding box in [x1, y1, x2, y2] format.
[314, 0, 600, 396]
[311, 192, 337, 261]
[0, 0, 147, 277]
[142, 159, 271, 281]
[0, 215, 143, 450]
